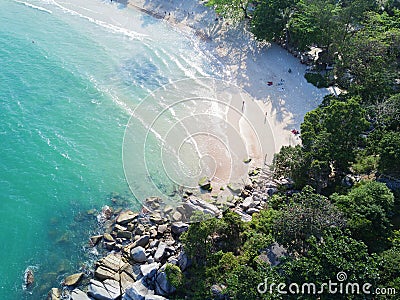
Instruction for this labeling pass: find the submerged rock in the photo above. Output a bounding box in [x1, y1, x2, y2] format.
[63, 272, 84, 287]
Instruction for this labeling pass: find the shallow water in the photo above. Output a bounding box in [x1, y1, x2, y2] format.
[0, 0, 220, 298]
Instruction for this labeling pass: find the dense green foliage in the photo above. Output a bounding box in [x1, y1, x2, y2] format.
[175, 186, 398, 299]
[176, 1, 400, 299]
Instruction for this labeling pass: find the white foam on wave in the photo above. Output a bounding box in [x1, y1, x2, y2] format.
[14, 0, 53, 14]
[44, 0, 148, 41]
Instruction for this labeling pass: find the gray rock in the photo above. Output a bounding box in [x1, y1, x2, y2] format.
[131, 246, 147, 263]
[103, 279, 121, 299]
[88, 279, 112, 300]
[134, 235, 150, 248]
[246, 208, 260, 215]
[266, 187, 278, 196]
[171, 222, 189, 235]
[135, 224, 145, 235]
[149, 228, 158, 238]
[117, 230, 133, 239]
[155, 270, 176, 296]
[147, 257, 155, 264]
[47, 288, 61, 300]
[211, 284, 226, 300]
[103, 233, 115, 243]
[116, 210, 138, 225]
[227, 182, 242, 194]
[149, 240, 159, 248]
[154, 242, 167, 262]
[241, 197, 254, 210]
[123, 279, 150, 300]
[64, 272, 84, 286]
[265, 242, 287, 266]
[163, 205, 173, 214]
[198, 176, 211, 190]
[90, 235, 103, 247]
[70, 289, 90, 300]
[234, 209, 252, 222]
[120, 272, 137, 294]
[172, 211, 182, 221]
[140, 262, 159, 278]
[157, 224, 168, 234]
[189, 196, 220, 215]
[177, 251, 189, 271]
[176, 206, 185, 215]
[144, 295, 167, 300]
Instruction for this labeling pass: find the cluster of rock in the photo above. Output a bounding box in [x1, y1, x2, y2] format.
[143, 193, 221, 224]
[232, 168, 283, 222]
[47, 167, 285, 300]
[47, 208, 190, 300]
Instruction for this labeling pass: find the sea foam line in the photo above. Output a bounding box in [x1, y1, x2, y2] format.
[14, 0, 53, 14]
[46, 0, 148, 41]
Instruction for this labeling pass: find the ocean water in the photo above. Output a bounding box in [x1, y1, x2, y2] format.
[0, 0, 220, 298]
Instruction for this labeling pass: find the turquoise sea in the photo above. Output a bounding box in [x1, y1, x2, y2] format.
[0, 0, 220, 298]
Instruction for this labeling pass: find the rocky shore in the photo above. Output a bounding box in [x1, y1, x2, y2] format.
[46, 166, 286, 300]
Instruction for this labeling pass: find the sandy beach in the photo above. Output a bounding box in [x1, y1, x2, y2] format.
[121, 0, 330, 164]
[101, 0, 334, 198]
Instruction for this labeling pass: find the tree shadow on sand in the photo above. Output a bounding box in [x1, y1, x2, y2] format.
[117, 0, 329, 131]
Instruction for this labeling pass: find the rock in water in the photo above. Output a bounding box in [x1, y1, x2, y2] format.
[47, 288, 61, 300]
[23, 267, 34, 289]
[198, 176, 212, 191]
[63, 272, 84, 286]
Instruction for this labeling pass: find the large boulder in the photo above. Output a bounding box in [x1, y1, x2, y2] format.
[47, 288, 61, 300]
[103, 279, 121, 299]
[131, 246, 147, 263]
[171, 222, 189, 235]
[140, 262, 159, 279]
[123, 278, 151, 300]
[94, 254, 126, 281]
[188, 196, 220, 215]
[155, 269, 176, 296]
[63, 272, 83, 287]
[70, 289, 91, 300]
[198, 176, 212, 190]
[133, 235, 150, 248]
[177, 251, 189, 271]
[117, 210, 139, 225]
[154, 242, 167, 262]
[88, 279, 114, 300]
[144, 295, 167, 300]
[241, 197, 255, 210]
[23, 267, 34, 289]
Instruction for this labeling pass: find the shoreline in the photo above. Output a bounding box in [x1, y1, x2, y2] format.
[124, 0, 330, 152]
[42, 1, 332, 298]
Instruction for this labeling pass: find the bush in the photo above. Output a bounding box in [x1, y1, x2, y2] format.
[165, 263, 183, 289]
[304, 72, 332, 88]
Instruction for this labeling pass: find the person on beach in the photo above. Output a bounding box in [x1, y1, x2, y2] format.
[264, 112, 268, 123]
[242, 100, 245, 112]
